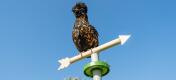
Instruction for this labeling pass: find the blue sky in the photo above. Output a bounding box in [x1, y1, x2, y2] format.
[0, 0, 176, 80]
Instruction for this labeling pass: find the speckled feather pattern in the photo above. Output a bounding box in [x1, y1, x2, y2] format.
[72, 17, 99, 52]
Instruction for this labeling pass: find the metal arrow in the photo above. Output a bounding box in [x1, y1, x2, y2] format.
[58, 35, 131, 70]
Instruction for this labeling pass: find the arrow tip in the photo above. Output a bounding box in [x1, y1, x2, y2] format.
[119, 35, 131, 45]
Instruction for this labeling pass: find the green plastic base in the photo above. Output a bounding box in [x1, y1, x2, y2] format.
[83, 61, 110, 77]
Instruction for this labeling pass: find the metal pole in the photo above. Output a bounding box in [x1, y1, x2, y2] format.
[91, 53, 101, 80]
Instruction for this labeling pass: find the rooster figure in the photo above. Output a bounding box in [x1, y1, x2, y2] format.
[72, 2, 99, 58]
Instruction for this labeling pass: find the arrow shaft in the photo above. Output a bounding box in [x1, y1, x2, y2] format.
[70, 38, 121, 63]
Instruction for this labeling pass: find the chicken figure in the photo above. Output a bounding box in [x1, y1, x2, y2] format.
[72, 2, 99, 58]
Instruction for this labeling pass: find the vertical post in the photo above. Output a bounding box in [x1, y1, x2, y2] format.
[91, 53, 101, 80]
[84, 53, 109, 79]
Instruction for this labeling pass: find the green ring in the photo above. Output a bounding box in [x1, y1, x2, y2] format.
[83, 61, 110, 77]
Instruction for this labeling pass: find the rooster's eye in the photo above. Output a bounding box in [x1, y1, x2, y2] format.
[80, 8, 85, 13]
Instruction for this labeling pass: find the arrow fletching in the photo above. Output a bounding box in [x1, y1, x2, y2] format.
[58, 57, 70, 70]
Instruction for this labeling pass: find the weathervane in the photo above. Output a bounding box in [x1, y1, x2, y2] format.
[58, 2, 131, 80]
